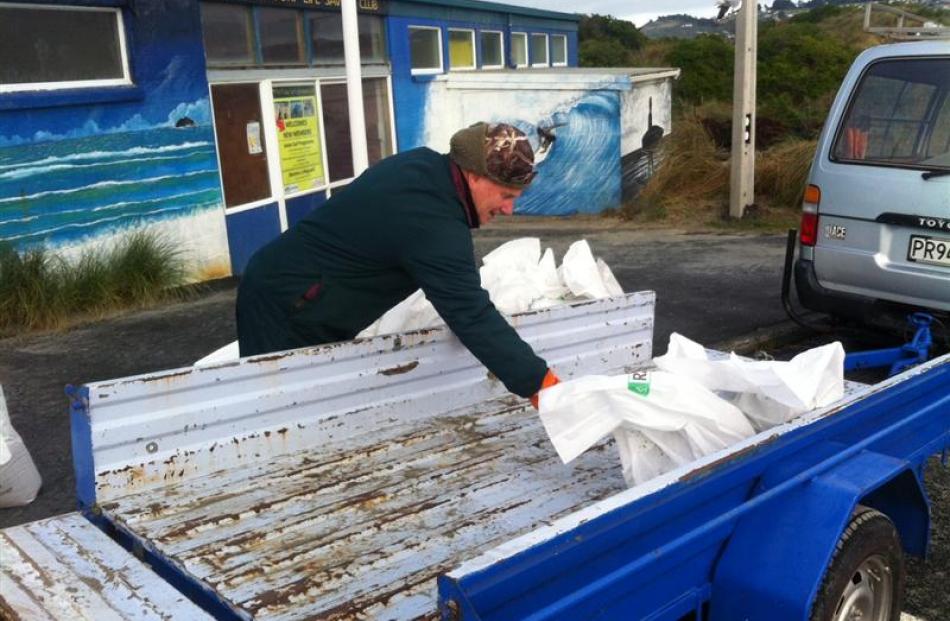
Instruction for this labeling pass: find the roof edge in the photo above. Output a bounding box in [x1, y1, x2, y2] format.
[393, 0, 580, 22]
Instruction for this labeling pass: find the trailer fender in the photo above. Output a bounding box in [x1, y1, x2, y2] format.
[709, 449, 927, 621]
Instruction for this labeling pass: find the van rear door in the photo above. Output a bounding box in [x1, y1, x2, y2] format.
[809, 51, 950, 311]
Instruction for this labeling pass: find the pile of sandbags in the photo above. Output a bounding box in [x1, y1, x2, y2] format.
[195, 238, 623, 366]
[539, 334, 845, 487]
[359, 238, 623, 337]
[0, 385, 42, 508]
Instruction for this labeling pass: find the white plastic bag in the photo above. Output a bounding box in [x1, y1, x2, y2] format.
[538, 370, 755, 486]
[653, 333, 845, 431]
[0, 385, 42, 508]
[559, 240, 619, 299]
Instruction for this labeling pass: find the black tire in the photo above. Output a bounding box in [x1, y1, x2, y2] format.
[810, 507, 905, 621]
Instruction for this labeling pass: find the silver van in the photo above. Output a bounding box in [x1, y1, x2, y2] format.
[795, 41, 950, 323]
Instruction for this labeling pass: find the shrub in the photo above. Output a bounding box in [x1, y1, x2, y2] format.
[0, 231, 186, 334]
[667, 35, 735, 103]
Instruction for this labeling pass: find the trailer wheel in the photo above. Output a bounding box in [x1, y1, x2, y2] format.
[810, 507, 904, 621]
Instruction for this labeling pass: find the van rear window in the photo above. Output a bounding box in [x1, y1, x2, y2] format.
[833, 58, 950, 171]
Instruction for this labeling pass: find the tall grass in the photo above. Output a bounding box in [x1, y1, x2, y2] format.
[636, 111, 730, 208]
[755, 138, 818, 208]
[624, 109, 817, 225]
[0, 231, 186, 335]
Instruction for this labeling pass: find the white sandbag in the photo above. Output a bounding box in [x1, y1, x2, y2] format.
[538, 371, 755, 486]
[653, 333, 845, 431]
[361, 289, 441, 337]
[558, 240, 613, 300]
[479, 238, 547, 314]
[194, 341, 241, 366]
[0, 385, 42, 508]
[597, 258, 624, 298]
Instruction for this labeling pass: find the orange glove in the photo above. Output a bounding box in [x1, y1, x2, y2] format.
[530, 369, 560, 409]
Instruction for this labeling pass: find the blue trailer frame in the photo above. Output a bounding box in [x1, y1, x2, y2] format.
[438, 353, 949, 621]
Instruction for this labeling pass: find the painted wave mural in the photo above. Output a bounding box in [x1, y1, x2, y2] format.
[0, 124, 222, 248]
[514, 91, 621, 216]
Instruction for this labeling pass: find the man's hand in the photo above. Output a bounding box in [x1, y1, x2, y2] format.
[530, 369, 560, 409]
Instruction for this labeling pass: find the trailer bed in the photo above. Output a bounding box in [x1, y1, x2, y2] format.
[100, 398, 626, 620]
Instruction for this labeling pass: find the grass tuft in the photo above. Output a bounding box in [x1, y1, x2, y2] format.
[0, 231, 187, 335]
[755, 138, 818, 209]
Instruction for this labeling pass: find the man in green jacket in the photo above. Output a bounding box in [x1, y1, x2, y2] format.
[236, 122, 558, 403]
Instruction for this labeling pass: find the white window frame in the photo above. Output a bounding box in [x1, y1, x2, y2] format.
[447, 28, 476, 71]
[551, 34, 568, 67]
[511, 31, 528, 69]
[0, 3, 132, 93]
[479, 30, 504, 69]
[530, 33, 549, 68]
[409, 25, 443, 76]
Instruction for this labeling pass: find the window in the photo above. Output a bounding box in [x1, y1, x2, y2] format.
[0, 4, 130, 92]
[359, 15, 387, 63]
[531, 33, 549, 67]
[259, 7, 304, 65]
[480, 31, 504, 69]
[201, 3, 255, 65]
[511, 32, 528, 68]
[363, 78, 394, 165]
[551, 35, 567, 66]
[447, 29, 475, 71]
[832, 58, 950, 170]
[409, 26, 442, 74]
[321, 78, 394, 182]
[309, 12, 344, 64]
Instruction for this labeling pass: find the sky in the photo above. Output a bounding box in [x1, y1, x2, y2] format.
[501, 0, 721, 27]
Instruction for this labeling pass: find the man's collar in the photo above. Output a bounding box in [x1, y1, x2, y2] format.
[449, 160, 480, 230]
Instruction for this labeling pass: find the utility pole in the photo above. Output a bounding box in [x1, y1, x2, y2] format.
[729, 0, 757, 219]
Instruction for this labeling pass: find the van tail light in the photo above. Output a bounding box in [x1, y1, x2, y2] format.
[800, 212, 819, 247]
[800, 184, 821, 247]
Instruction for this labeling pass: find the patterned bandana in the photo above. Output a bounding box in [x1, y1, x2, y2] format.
[449, 122, 537, 189]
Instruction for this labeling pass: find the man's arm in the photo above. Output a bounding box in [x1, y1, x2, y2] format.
[400, 226, 548, 399]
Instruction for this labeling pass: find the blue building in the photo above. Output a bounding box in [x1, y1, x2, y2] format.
[0, 1, 675, 278]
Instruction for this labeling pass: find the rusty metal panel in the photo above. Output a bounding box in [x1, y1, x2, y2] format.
[0, 513, 212, 620]
[101, 400, 628, 620]
[77, 292, 654, 505]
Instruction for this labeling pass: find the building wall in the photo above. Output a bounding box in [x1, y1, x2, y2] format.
[0, 0, 669, 282]
[0, 0, 231, 281]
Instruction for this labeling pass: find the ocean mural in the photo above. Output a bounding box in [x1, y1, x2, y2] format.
[0, 1, 230, 280]
[401, 71, 673, 216]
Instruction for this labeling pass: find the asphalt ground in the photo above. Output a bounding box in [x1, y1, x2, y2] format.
[0, 218, 946, 618]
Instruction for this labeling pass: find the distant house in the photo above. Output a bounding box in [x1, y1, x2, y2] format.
[1, 1, 676, 278]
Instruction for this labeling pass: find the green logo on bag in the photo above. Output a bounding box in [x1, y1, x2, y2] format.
[627, 371, 651, 397]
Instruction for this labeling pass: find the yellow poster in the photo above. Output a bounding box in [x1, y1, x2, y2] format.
[273, 85, 324, 194]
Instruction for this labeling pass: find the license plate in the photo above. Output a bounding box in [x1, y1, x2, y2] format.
[908, 235, 950, 267]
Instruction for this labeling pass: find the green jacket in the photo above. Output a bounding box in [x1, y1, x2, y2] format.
[236, 147, 548, 398]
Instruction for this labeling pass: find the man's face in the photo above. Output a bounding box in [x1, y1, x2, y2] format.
[466, 172, 523, 225]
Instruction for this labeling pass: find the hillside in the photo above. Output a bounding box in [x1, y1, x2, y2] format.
[640, 14, 733, 39]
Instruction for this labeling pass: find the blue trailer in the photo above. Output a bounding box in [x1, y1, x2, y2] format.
[1, 292, 947, 620]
